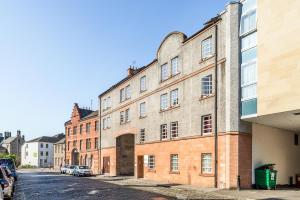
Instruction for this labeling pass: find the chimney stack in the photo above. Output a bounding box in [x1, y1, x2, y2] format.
[17, 130, 21, 137]
[4, 132, 11, 139]
[127, 66, 136, 76]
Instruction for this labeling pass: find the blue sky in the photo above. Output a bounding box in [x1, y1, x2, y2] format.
[0, 0, 229, 140]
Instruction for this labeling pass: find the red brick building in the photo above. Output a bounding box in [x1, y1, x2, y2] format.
[65, 103, 100, 174]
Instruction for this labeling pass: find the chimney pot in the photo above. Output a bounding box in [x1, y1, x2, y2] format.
[127, 66, 136, 76]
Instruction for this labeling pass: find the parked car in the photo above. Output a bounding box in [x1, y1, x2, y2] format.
[73, 166, 93, 177]
[0, 185, 4, 200]
[0, 159, 17, 181]
[66, 165, 76, 175]
[0, 166, 13, 199]
[1, 166, 14, 194]
[60, 165, 69, 174]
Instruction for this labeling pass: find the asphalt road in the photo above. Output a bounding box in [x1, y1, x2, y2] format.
[13, 171, 175, 200]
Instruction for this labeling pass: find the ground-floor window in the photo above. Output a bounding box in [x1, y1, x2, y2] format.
[170, 154, 179, 172]
[201, 153, 212, 174]
[148, 155, 155, 169]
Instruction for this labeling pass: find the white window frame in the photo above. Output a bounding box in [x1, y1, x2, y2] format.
[160, 124, 168, 140]
[201, 153, 212, 174]
[140, 129, 145, 143]
[170, 121, 178, 139]
[120, 111, 125, 124]
[170, 89, 179, 106]
[103, 118, 107, 129]
[148, 155, 155, 169]
[140, 102, 146, 118]
[160, 93, 168, 110]
[125, 109, 130, 122]
[120, 88, 125, 102]
[125, 85, 131, 100]
[140, 76, 146, 92]
[201, 75, 213, 97]
[161, 63, 168, 81]
[201, 114, 212, 135]
[171, 57, 179, 76]
[201, 37, 213, 59]
[170, 154, 179, 172]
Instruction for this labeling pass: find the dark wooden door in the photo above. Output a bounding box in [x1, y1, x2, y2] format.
[103, 157, 110, 174]
[137, 156, 144, 178]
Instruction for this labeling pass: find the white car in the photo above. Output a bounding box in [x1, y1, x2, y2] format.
[60, 165, 69, 174]
[66, 165, 76, 175]
[73, 166, 93, 177]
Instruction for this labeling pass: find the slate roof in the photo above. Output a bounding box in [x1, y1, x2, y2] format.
[27, 133, 65, 144]
[55, 138, 65, 144]
[1, 137, 17, 144]
[98, 15, 221, 98]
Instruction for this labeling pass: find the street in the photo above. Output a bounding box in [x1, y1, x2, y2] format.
[13, 171, 175, 200]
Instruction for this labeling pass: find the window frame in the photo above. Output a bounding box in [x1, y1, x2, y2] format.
[170, 89, 179, 107]
[201, 153, 213, 174]
[140, 129, 145, 144]
[171, 57, 179, 76]
[140, 76, 147, 92]
[170, 121, 179, 139]
[201, 36, 213, 59]
[120, 111, 125, 124]
[160, 124, 168, 140]
[201, 114, 213, 135]
[148, 155, 155, 169]
[170, 154, 179, 172]
[140, 102, 146, 118]
[201, 75, 213, 97]
[160, 93, 168, 110]
[161, 63, 169, 81]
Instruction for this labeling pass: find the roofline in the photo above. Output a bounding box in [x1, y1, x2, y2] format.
[97, 15, 222, 99]
[98, 59, 157, 98]
[64, 111, 99, 127]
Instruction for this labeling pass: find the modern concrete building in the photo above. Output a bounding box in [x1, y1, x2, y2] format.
[98, 2, 253, 189]
[239, 0, 300, 186]
[64, 103, 100, 174]
[54, 138, 65, 170]
[21, 134, 64, 167]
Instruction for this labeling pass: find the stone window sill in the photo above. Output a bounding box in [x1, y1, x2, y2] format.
[169, 171, 180, 175]
[160, 105, 180, 113]
[160, 73, 181, 84]
[199, 94, 214, 101]
[148, 169, 156, 173]
[199, 173, 214, 177]
[139, 116, 147, 119]
[199, 55, 215, 64]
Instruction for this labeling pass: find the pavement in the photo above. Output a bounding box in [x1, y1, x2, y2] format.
[13, 169, 300, 200]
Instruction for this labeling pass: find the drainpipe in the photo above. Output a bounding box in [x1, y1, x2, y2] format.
[214, 22, 219, 189]
[98, 97, 102, 175]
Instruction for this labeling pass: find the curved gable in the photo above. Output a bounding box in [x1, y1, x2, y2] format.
[156, 31, 186, 60]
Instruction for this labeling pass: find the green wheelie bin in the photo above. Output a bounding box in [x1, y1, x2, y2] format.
[255, 164, 277, 189]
